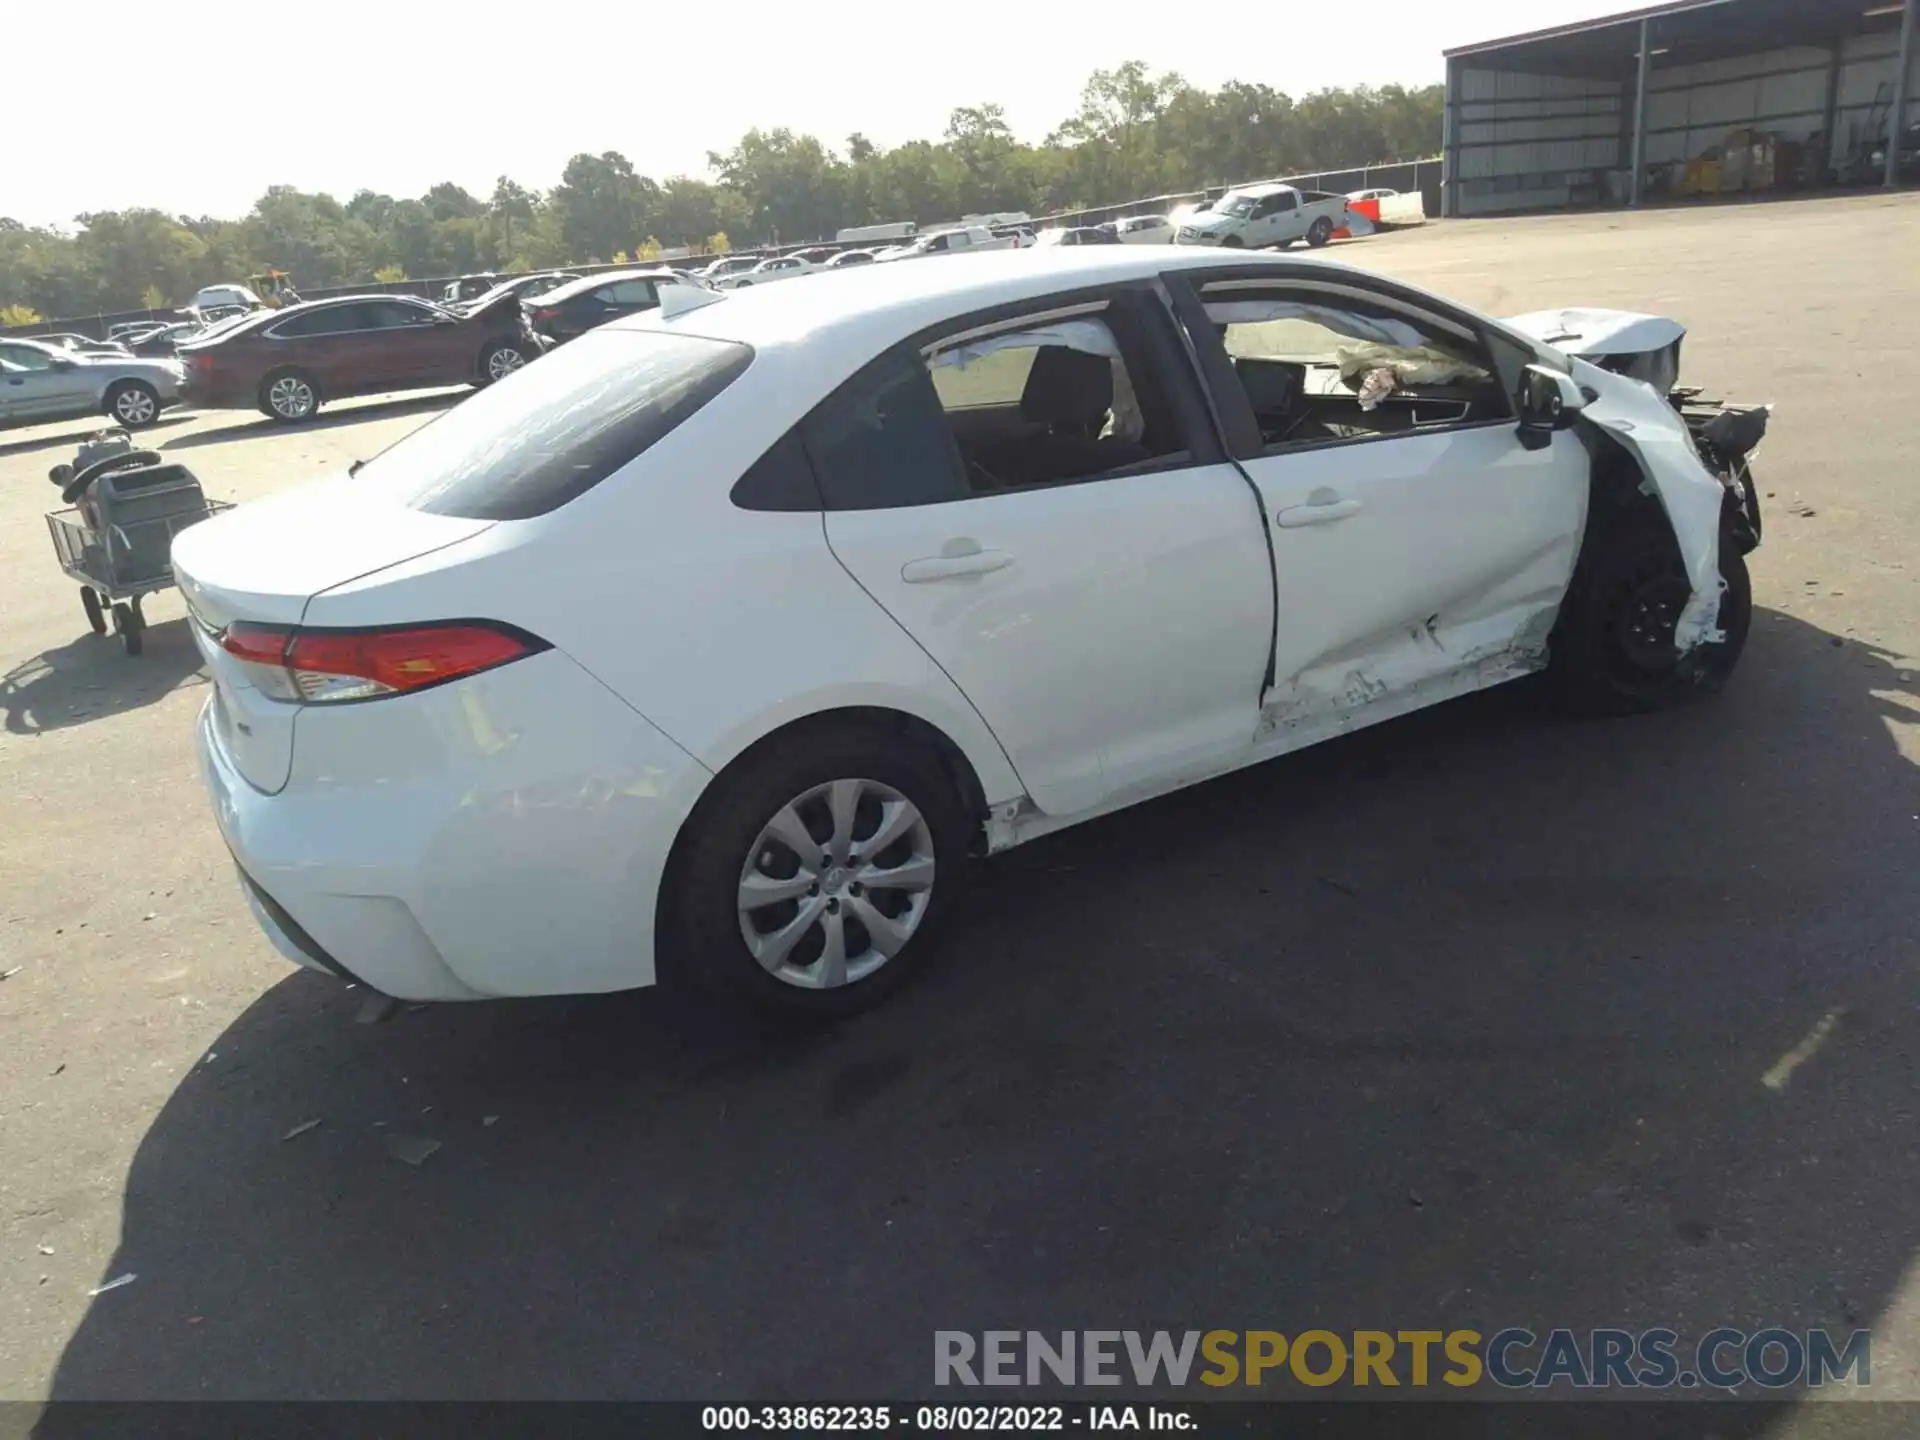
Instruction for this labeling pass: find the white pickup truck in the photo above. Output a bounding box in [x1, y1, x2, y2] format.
[875, 225, 1020, 261]
[1172, 183, 1352, 250]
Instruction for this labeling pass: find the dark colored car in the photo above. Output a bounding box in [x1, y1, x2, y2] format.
[447, 271, 581, 315]
[126, 321, 204, 357]
[178, 292, 538, 422]
[524, 269, 681, 345]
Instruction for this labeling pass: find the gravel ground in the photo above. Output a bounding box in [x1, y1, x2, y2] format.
[1, 194, 1917, 1423]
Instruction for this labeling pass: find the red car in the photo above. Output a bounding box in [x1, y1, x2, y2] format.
[177, 292, 539, 422]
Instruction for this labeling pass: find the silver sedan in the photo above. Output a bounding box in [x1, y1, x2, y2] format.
[0, 337, 188, 430]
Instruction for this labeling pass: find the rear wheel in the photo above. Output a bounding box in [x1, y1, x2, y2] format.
[1307, 217, 1335, 248]
[1548, 511, 1752, 715]
[80, 586, 106, 636]
[259, 369, 319, 422]
[104, 380, 161, 428]
[479, 342, 528, 385]
[663, 724, 971, 1018]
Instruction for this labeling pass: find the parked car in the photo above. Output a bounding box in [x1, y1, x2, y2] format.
[1347, 187, 1400, 203]
[715, 255, 820, 289]
[698, 255, 764, 284]
[125, 321, 206, 357]
[177, 292, 538, 422]
[1175, 183, 1352, 249]
[440, 274, 499, 305]
[876, 225, 1018, 260]
[38, 332, 133, 357]
[1110, 214, 1175, 245]
[1032, 226, 1120, 248]
[825, 249, 877, 268]
[789, 247, 835, 265]
[524, 269, 701, 345]
[447, 272, 581, 315]
[172, 248, 1762, 1019]
[188, 283, 264, 313]
[0, 336, 186, 429]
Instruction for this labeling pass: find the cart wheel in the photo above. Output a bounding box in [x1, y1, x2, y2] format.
[81, 587, 107, 636]
[130, 594, 145, 627]
[112, 602, 144, 656]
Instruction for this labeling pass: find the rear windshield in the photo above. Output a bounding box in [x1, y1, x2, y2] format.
[364, 329, 752, 520]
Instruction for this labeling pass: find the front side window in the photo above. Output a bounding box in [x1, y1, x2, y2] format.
[1203, 285, 1507, 451]
[0, 342, 53, 371]
[372, 329, 753, 519]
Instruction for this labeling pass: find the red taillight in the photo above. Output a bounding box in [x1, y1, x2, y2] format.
[532, 307, 559, 325]
[219, 621, 545, 704]
[189, 352, 214, 371]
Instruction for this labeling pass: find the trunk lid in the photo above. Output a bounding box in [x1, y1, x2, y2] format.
[171, 472, 494, 794]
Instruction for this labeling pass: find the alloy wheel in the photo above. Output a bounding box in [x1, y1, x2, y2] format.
[268, 375, 315, 419]
[487, 346, 526, 381]
[113, 386, 156, 425]
[736, 777, 936, 990]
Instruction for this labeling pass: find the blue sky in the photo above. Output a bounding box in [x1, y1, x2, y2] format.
[9, 0, 1635, 225]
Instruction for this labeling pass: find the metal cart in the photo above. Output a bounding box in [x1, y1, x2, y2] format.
[44, 439, 234, 655]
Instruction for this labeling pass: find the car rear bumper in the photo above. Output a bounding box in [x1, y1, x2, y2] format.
[195, 647, 713, 1001]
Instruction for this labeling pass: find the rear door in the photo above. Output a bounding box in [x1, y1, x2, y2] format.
[358, 298, 463, 385]
[1168, 270, 1589, 729]
[815, 287, 1274, 817]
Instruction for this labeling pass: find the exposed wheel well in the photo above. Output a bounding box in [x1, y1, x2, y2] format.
[653, 707, 994, 986]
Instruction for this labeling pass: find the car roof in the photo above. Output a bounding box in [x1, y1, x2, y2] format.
[1223, 182, 1294, 198]
[618, 247, 1341, 358]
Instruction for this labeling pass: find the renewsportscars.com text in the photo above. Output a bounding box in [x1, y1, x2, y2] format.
[934, 1328, 1870, 1390]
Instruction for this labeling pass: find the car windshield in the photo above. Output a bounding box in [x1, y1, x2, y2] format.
[1220, 195, 1260, 218]
[366, 329, 754, 520]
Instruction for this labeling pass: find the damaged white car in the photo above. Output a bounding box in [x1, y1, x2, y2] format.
[176, 249, 1767, 1017]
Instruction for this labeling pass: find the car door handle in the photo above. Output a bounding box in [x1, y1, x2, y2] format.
[901, 547, 1014, 583]
[1275, 495, 1365, 529]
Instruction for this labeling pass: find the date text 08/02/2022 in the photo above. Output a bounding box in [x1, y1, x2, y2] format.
[702, 1406, 1192, 1431]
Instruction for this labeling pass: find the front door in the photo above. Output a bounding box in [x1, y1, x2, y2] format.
[815, 290, 1274, 817]
[1172, 272, 1590, 729]
[0, 342, 95, 422]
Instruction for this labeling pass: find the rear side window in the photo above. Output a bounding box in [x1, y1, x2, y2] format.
[799, 348, 967, 510]
[368, 330, 753, 519]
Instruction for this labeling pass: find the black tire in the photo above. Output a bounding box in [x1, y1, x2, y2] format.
[1219, 234, 1246, 249]
[477, 341, 529, 387]
[103, 379, 162, 428]
[258, 368, 320, 422]
[1307, 216, 1335, 248]
[661, 723, 972, 1019]
[81, 586, 106, 636]
[112, 601, 143, 656]
[1547, 511, 1752, 715]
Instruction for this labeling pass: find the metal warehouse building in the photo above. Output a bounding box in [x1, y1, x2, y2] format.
[1440, 0, 1918, 214]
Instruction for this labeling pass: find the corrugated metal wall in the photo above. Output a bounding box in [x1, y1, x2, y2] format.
[1447, 15, 1919, 215]
[1454, 68, 1625, 215]
[1642, 45, 1833, 164]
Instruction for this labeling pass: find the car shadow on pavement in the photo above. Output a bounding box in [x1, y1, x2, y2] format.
[0, 414, 196, 463]
[35, 608, 1920, 1413]
[0, 621, 203, 736]
[160, 392, 463, 451]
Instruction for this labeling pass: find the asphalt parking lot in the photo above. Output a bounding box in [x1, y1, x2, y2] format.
[2, 194, 1917, 1421]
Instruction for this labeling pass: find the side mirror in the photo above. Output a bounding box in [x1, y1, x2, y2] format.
[1517, 363, 1585, 450]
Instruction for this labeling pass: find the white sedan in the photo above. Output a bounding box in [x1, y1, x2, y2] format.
[714, 254, 819, 288]
[174, 249, 1765, 1017]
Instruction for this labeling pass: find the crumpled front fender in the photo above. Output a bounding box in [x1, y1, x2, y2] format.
[1567, 355, 1731, 653]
